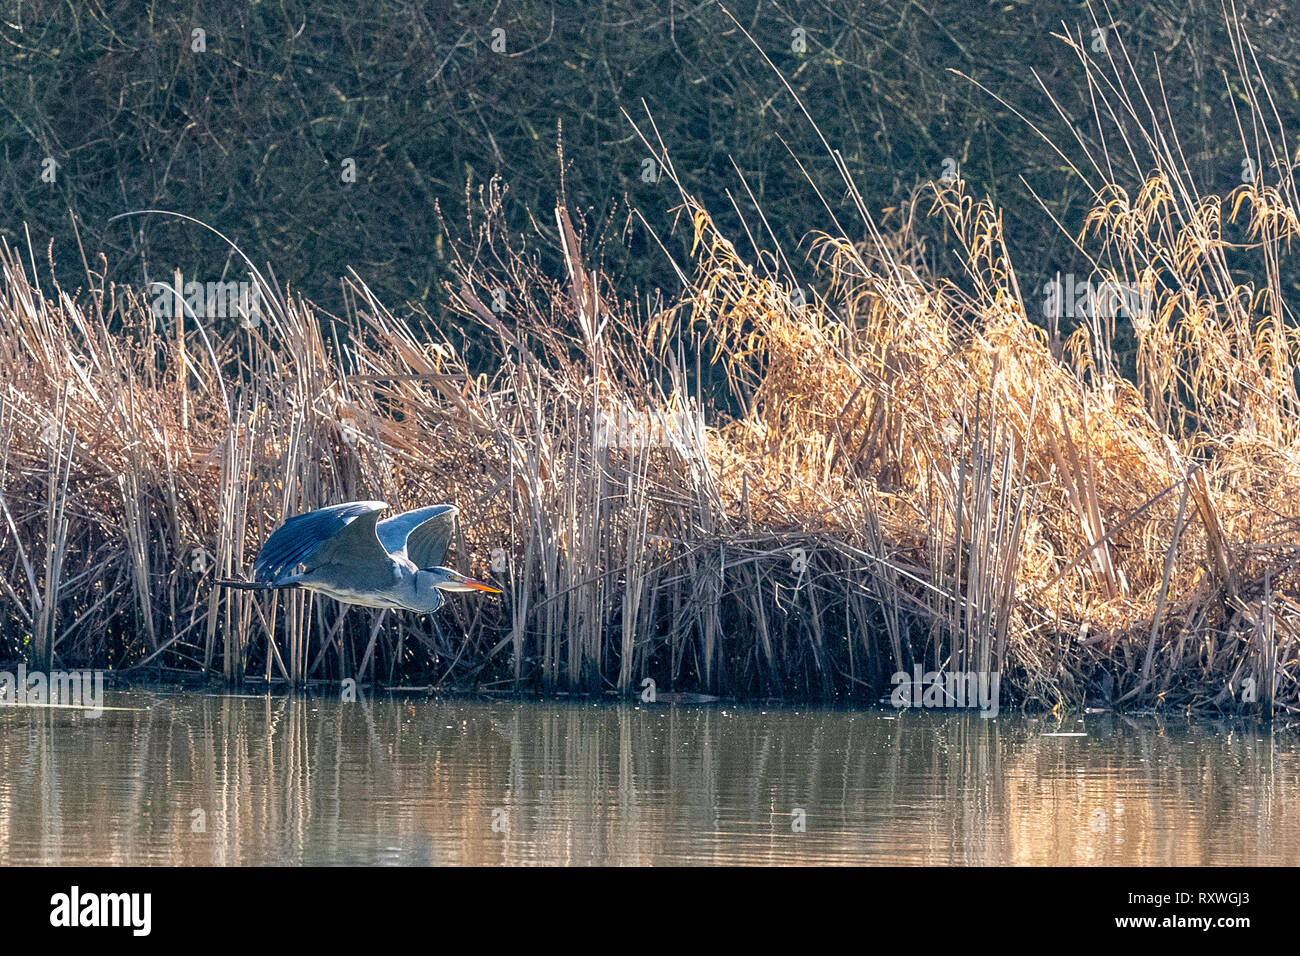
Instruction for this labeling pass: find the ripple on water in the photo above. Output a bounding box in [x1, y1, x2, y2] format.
[0, 692, 1293, 865]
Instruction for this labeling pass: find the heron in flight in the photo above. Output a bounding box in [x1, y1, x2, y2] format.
[218, 501, 500, 612]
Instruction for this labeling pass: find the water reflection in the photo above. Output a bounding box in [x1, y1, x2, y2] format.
[0, 692, 1294, 865]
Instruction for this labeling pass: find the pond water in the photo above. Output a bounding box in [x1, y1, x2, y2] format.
[0, 690, 1294, 865]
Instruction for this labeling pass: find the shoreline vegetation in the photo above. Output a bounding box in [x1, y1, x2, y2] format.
[2, 20, 1299, 721]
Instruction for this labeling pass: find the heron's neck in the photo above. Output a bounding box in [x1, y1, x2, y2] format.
[409, 567, 445, 612]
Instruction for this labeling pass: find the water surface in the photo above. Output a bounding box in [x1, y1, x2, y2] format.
[0, 690, 1294, 865]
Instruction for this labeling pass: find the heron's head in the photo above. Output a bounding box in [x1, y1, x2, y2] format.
[416, 566, 502, 595]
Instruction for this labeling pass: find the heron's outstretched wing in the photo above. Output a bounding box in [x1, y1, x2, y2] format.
[252, 501, 389, 584]
[377, 505, 457, 569]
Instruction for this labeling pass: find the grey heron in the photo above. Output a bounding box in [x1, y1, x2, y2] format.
[217, 501, 500, 612]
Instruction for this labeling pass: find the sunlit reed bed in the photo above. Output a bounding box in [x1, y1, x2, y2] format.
[0, 20, 1298, 718]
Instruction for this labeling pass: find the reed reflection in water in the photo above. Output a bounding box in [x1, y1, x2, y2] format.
[0, 691, 1294, 865]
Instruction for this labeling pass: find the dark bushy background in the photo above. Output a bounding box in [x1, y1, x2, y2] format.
[3, 0, 1297, 326]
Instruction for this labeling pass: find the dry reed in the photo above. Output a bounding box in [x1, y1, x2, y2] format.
[0, 17, 1298, 718]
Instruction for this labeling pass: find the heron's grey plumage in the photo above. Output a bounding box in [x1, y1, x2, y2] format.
[231, 500, 498, 613]
[293, 503, 402, 600]
[252, 500, 387, 585]
[376, 504, 457, 569]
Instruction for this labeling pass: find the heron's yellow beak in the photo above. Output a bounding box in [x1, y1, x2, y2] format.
[461, 576, 502, 594]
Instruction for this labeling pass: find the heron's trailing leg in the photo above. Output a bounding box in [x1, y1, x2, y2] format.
[215, 577, 304, 591]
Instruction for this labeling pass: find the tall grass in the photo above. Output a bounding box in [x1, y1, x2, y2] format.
[1, 17, 1298, 717]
